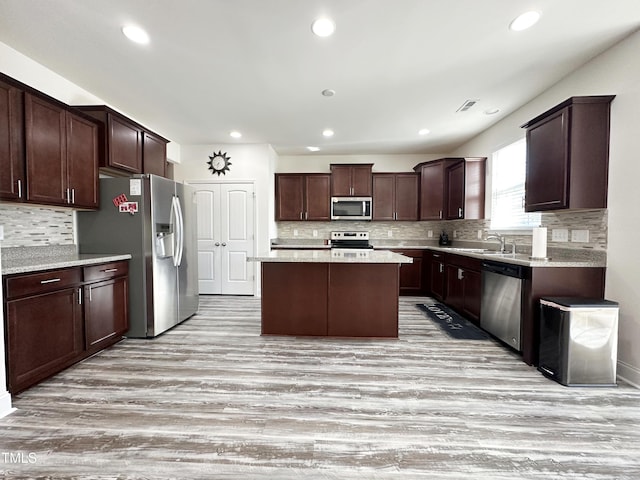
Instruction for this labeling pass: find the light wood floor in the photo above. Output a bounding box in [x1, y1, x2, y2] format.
[1, 295, 640, 479]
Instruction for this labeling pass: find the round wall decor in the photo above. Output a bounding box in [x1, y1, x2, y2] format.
[207, 150, 232, 176]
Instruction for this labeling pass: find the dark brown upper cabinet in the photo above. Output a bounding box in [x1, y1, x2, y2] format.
[521, 95, 614, 212]
[142, 131, 167, 177]
[66, 111, 99, 208]
[414, 157, 486, 220]
[25, 93, 99, 208]
[0, 76, 25, 201]
[445, 157, 486, 220]
[330, 164, 373, 196]
[275, 173, 330, 221]
[1, 73, 98, 208]
[75, 105, 168, 177]
[413, 159, 453, 220]
[372, 173, 419, 221]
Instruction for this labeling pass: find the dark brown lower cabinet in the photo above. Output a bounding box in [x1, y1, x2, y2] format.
[393, 249, 425, 295]
[261, 262, 399, 338]
[420, 249, 605, 366]
[6, 286, 84, 394]
[3, 261, 129, 394]
[260, 262, 328, 336]
[430, 252, 446, 301]
[84, 276, 128, 353]
[445, 254, 482, 324]
[327, 263, 399, 337]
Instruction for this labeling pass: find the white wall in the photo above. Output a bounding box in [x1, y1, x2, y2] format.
[173, 143, 277, 292]
[0, 41, 182, 155]
[450, 30, 640, 387]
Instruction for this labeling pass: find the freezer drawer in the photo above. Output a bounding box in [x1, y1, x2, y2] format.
[538, 297, 618, 386]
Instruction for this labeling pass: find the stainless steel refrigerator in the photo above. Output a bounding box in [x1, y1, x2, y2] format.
[77, 174, 199, 338]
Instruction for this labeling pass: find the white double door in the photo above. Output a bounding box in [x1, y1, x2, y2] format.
[191, 182, 255, 295]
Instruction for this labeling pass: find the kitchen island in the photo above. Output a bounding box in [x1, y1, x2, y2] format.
[249, 250, 412, 338]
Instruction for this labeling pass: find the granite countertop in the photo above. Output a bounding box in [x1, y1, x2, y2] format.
[1, 245, 132, 276]
[269, 238, 606, 268]
[249, 249, 412, 264]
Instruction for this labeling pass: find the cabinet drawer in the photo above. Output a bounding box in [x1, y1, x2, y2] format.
[5, 267, 81, 299]
[446, 253, 482, 272]
[83, 261, 128, 283]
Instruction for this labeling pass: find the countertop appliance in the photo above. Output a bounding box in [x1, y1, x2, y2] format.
[77, 175, 199, 338]
[480, 260, 525, 351]
[330, 197, 372, 221]
[330, 231, 373, 250]
[538, 297, 619, 386]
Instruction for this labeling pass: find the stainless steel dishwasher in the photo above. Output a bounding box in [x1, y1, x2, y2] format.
[480, 260, 526, 351]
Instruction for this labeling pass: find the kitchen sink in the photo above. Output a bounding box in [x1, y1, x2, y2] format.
[445, 247, 490, 253]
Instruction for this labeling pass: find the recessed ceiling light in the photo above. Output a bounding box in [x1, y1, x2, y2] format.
[418, 128, 431, 136]
[307, 146, 320, 152]
[229, 131, 242, 139]
[484, 108, 500, 115]
[321, 89, 336, 97]
[122, 25, 150, 44]
[509, 11, 540, 31]
[312, 18, 336, 37]
[322, 129, 334, 138]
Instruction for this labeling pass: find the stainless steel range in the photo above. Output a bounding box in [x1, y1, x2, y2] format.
[330, 231, 373, 250]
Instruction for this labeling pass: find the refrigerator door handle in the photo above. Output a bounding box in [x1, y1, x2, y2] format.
[174, 196, 185, 267]
[170, 196, 179, 267]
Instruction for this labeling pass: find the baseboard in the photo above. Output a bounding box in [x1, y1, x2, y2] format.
[0, 391, 15, 418]
[617, 360, 640, 389]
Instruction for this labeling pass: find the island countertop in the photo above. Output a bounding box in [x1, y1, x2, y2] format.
[248, 249, 413, 264]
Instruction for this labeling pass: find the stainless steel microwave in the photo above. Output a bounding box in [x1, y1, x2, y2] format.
[330, 197, 372, 220]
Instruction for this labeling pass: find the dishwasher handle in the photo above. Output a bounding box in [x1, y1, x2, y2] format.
[482, 260, 525, 279]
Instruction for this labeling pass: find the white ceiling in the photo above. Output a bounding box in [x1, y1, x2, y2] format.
[1, 0, 640, 156]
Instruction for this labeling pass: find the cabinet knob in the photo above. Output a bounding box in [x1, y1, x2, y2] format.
[215, 242, 220, 246]
[222, 242, 227, 247]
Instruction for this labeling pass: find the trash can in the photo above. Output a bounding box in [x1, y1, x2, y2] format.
[538, 297, 618, 386]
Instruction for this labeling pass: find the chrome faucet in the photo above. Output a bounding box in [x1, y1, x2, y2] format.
[486, 233, 506, 253]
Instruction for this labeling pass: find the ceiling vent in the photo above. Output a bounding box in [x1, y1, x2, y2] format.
[456, 99, 479, 112]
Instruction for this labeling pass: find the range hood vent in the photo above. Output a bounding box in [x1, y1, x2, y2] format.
[456, 99, 479, 112]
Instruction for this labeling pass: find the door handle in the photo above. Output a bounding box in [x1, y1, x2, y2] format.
[17, 179, 22, 198]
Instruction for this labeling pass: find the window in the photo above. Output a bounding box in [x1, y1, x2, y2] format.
[490, 138, 541, 230]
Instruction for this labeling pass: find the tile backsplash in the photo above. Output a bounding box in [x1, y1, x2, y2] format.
[0, 204, 75, 247]
[276, 209, 608, 251]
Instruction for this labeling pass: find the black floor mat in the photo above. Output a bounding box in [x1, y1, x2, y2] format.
[416, 303, 489, 340]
